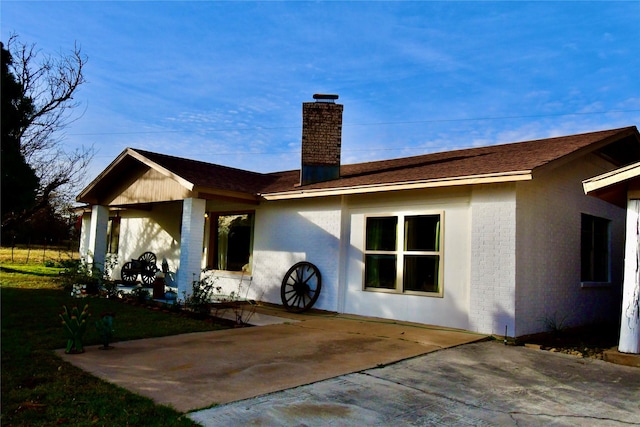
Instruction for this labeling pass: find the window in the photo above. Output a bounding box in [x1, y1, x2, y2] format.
[209, 212, 254, 273]
[364, 213, 442, 295]
[581, 214, 610, 283]
[106, 216, 120, 254]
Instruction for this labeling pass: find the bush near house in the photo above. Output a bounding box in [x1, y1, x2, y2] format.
[1, 249, 228, 426]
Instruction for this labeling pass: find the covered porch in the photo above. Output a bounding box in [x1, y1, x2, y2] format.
[584, 161, 640, 354]
[76, 148, 262, 298]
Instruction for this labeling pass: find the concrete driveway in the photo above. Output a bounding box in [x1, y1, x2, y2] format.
[190, 340, 640, 427]
[57, 306, 486, 412]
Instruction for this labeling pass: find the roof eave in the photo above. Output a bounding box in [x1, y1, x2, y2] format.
[583, 161, 640, 195]
[260, 170, 533, 201]
[76, 148, 197, 204]
[76, 148, 133, 203]
[194, 186, 261, 205]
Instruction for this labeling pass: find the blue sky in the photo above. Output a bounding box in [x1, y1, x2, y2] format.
[3, 1, 639, 185]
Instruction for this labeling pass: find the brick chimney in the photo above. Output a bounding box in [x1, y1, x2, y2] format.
[300, 94, 343, 185]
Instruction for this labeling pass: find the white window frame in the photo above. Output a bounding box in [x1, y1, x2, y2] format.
[363, 211, 444, 297]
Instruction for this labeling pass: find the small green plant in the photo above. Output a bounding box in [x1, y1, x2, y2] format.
[103, 253, 118, 280]
[129, 286, 150, 303]
[96, 312, 115, 349]
[184, 273, 217, 317]
[59, 304, 91, 354]
[540, 311, 569, 338]
[101, 281, 121, 299]
[60, 257, 102, 295]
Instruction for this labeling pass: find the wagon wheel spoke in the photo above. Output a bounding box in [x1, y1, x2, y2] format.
[140, 268, 156, 285]
[138, 251, 157, 266]
[121, 262, 137, 283]
[280, 261, 322, 313]
[300, 269, 317, 285]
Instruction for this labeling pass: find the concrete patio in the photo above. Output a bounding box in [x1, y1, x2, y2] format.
[57, 306, 487, 412]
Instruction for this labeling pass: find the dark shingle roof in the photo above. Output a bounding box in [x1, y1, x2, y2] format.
[132, 149, 275, 194]
[105, 126, 639, 200]
[258, 126, 640, 194]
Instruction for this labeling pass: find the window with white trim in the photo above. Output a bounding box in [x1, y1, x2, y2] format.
[364, 213, 443, 296]
[581, 213, 610, 284]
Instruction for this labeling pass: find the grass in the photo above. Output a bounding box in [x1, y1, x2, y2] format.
[0, 245, 78, 266]
[1, 249, 229, 426]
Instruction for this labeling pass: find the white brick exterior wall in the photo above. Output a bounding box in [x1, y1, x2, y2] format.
[515, 155, 625, 336]
[343, 188, 472, 329]
[78, 153, 625, 338]
[177, 198, 206, 297]
[251, 198, 343, 311]
[468, 184, 517, 336]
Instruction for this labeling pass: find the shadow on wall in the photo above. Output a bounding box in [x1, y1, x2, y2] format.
[112, 202, 182, 282]
[252, 204, 473, 331]
[491, 303, 515, 338]
[251, 205, 342, 311]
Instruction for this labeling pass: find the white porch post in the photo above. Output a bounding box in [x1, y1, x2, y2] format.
[619, 199, 640, 354]
[78, 214, 92, 258]
[87, 205, 109, 273]
[177, 198, 206, 299]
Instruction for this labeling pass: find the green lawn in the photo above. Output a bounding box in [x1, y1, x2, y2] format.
[1, 262, 227, 426]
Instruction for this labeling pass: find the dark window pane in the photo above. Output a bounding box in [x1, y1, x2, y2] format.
[365, 254, 397, 289]
[366, 217, 397, 251]
[403, 255, 439, 293]
[581, 214, 610, 282]
[107, 217, 120, 254]
[405, 215, 440, 251]
[216, 214, 253, 271]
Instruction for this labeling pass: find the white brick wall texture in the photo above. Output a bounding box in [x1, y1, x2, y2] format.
[251, 198, 342, 311]
[515, 155, 625, 337]
[343, 189, 472, 330]
[468, 183, 517, 336]
[176, 198, 206, 297]
[78, 154, 625, 338]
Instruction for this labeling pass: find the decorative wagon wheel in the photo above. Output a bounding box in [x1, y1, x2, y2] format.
[140, 264, 157, 285]
[138, 251, 157, 266]
[120, 261, 137, 283]
[280, 261, 322, 313]
[137, 252, 158, 285]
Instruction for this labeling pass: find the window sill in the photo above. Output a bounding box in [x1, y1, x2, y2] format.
[204, 269, 252, 280]
[580, 281, 612, 289]
[364, 287, 443, 298]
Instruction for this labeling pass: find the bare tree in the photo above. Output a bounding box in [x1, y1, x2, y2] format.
[6, 34, 93, 210]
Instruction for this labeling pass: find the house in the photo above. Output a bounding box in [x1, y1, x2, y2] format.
[77, 94, 640, 338]
[584, 162, 640, 354]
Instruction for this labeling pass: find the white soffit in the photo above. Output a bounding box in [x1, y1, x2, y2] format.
[583, 162, 640, 195]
